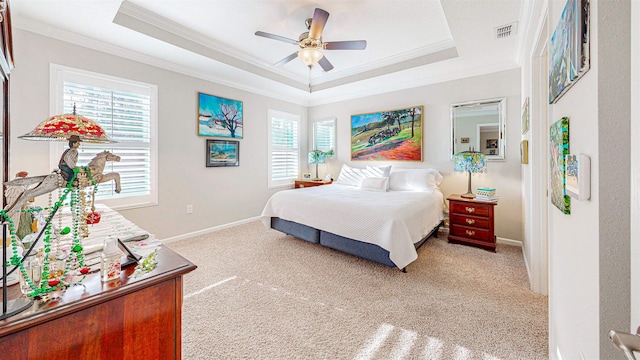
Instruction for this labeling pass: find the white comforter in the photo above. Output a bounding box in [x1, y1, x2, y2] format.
[260, 184, 444, 268]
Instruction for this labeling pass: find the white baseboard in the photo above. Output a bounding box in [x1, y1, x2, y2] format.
[160, 216, 261, 243]
[497, 237, 522, 247]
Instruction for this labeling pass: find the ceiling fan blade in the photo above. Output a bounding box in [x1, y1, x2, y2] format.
[324, 40, 367, 50]
[308, 8, 329, 40]
[318, 56, 334, 72]
[274, 52, 299, 67]
[255, 31, 298, 45]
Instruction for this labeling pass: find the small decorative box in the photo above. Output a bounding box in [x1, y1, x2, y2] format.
[476, 187, 496, 197]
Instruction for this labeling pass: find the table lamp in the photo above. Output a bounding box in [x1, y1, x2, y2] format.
[308, 150, 326, 181]
[454, 150, 486, 198]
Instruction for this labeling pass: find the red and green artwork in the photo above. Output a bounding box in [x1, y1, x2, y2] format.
[350, 106, 423, 161]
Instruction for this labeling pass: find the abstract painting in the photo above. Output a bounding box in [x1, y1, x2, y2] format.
[521, 97, 530, 135]
[198, 92, 243, 138]
[550, 117, 570, 214]
[548, 0, 590, 104]
[350, 106, 423, 161]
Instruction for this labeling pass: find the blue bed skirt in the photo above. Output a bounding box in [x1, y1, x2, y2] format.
[270, 217, 443, 269]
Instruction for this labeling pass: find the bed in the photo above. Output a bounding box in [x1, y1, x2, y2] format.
[261, 166, 445, 270]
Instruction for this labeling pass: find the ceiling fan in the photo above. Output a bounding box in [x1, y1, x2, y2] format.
[255, 8, 367, 72]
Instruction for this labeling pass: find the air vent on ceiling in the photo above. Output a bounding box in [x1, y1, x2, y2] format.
[494, 22, 518, 39]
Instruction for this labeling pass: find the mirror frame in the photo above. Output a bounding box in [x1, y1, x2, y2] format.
[450, 97, 506, 161]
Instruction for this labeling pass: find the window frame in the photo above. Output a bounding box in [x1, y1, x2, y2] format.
[267, 109, 300, 189]
[49, 64, 158, 210]
[312, 117, 336, 156]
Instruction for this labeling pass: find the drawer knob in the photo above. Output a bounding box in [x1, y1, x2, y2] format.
[465, 230, 475, 236]
[465, 207, 475, 213]
[465, 218, 475, 225]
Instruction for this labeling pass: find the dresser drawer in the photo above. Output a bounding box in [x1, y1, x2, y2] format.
[450, 213, 490, 229]
[449, 224, 493, 242]
[450, 201, 491, 217]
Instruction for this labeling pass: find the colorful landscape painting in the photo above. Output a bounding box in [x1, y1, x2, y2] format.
[206, 139, 239, 167]
[550, 117, 570, 214]
[350, 106, 423, 161]
[198, 92, 243, 138]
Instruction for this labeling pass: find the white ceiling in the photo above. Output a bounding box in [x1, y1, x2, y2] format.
[10, 0, 530, 106]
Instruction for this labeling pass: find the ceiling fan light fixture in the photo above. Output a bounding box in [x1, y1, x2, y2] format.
[298, 48, 323, 68]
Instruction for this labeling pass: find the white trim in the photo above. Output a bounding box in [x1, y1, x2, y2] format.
[160, 216, 261, 244]
[497, 237, 522, 247]
[49, 63, 159, 208]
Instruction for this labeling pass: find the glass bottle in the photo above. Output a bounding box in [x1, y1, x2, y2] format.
[20, 255, 41, 295]
[100, 236, 122, 282]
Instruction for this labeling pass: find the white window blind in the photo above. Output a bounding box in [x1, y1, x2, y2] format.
[51, 64, 158, 209]
[313, 118, 335, 154]
[268, 110, 300, 188]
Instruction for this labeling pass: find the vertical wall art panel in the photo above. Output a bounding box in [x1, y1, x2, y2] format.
[550, 117, 570, 214]
[548, 0, 590, 104]
[350, 106, 423, 161]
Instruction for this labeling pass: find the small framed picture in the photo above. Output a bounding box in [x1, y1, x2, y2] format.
[486, 139, 498, 148]
[206, 139, 239, 167]
[520, 140, 529, 164]
[303, 173, 311, 179]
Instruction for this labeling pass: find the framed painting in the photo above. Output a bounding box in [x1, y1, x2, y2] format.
[550, 117, 570, 214]
[198, 92, 243, 138]
[548, 0, 590, 104]
[350, 105, 423, 161]
[520, 140, 528, 164]
[206, 139, 239, 167]
[521, 97, 530, 135]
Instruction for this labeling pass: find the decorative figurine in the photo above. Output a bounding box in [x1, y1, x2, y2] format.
[58, 134, 81, 183]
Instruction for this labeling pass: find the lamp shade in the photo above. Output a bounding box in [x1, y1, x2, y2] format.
[454, 150, 487, 174]
[298, 48, 324, 68]
[308, 150, 327, 165]
[19, 111, 114, 143]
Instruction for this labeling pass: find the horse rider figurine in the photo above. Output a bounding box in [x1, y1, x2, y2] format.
[58, 134, 81, 183]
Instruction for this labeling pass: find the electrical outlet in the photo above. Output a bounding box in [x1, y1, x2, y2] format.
[186, 204, 193, 214]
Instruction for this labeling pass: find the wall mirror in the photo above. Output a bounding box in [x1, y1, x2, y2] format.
[450, 98, 506, 161]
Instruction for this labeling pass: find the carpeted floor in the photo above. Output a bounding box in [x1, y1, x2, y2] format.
[166, 221, 548, 360]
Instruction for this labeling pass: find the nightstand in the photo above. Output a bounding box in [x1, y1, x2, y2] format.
[447, 194, 497, 251]
[294, 179, 332, 189]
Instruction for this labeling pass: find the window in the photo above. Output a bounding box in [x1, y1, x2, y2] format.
[50, 64, 158, 209]
[312, 118, 336, 155]
[268, 109, 300, 188]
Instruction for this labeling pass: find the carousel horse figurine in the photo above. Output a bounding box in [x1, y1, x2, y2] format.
[87, 150, 121, 194]
[3, 151, 122, 216]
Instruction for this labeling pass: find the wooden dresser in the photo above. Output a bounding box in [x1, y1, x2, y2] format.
[0, 246, 196, 359]
[294, 179, 332, 188]
[447, 194, 497, 251]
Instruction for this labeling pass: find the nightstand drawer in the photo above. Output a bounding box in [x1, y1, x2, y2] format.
[449, 224, 493, 242]
[450, 201, 491, 217]
[450, 213, 490, 229]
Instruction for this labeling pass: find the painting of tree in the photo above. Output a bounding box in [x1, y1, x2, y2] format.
[350, 106, 423, 161]
[198, 92, 243, 138]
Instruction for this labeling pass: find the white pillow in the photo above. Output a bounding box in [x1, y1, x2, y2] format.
[360, 177, 389, 192]
[365, 165, 392, 178]
[389, 169, 443, 191]
[335, 164, 369, 186]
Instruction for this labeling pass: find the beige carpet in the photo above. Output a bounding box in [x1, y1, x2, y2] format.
[167, 221, 548, 360]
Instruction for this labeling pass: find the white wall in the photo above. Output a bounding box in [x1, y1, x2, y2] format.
[9, 29, 308, 239]
[541, 0, 631, 358]
[309, 69, 523, 241]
